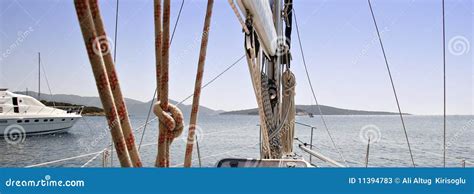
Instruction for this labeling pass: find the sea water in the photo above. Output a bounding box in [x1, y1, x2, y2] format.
[0, 115, 472, 167]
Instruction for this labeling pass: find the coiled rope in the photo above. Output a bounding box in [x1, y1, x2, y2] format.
[281, 69, 296, 154]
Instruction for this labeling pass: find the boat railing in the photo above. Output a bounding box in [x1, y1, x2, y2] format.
[298, 144, 345, 167]
[295, 121, 316, 164]
[295, 121, 345, 167]
[52, 106, 84, 115]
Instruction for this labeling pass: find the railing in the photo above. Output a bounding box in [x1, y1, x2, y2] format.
[295, 121, 316, 163]
[295, 121, 345, 167]
[298, 144, 345, 167]
[52, 106, 84, 115]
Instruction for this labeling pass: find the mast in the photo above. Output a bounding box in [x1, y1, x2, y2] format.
[38, 52, 41, 100]
[271, 0, 282, 125]
[229, 0, 295, 159]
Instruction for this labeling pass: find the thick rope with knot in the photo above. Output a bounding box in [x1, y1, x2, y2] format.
[281, 69, 296, 154]
[153, 101, 184, 166]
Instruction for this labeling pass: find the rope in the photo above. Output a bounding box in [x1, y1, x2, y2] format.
[367, 0, 415, 167]
[442, 0, 447, 168]
[153, 102, 184, 167]
[281, 69, 296, 154]
[293, 8, 348, 166]
[160, 0, 170, 107]
[74, 0, 132, 167]
[101, 55, 243, 166]
[140, 0, 184, 152]
[245, 44, 272, 158]
[154, 0, 185, 167]
[120, 56, 243, 155]
[183, 0, 214, 168]
[153, 0, 164, 167]
[227, 0, 249, 34]
[91, 0, 142, 167]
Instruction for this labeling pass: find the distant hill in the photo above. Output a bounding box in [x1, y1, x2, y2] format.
[220, 105, 409, 116]
[40, 100, 105, 116]
[15, 91, 409, 116]
[16, 91, 220, 116]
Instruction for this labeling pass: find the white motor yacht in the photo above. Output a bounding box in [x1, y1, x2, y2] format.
[0, 89, 82, 137]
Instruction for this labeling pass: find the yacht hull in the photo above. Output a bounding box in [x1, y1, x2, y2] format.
[0, 116, 80, 136]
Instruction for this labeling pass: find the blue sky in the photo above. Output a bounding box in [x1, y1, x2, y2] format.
[0, 0, 472, 115]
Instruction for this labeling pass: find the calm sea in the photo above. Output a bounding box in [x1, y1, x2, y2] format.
[0, 115, 472, 167]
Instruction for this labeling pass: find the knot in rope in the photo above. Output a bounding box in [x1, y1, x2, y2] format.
[153, 101, 184, 139]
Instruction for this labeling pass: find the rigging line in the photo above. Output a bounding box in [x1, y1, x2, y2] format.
[138, 89, 157, 151]
[138, 0, 185, 152]
[367, 0, 415, 167]
[40, 62, 55, 107]
[25, 151, 103, 168]
[81, 148, 107, 168]
[442, 0, 447, 168]
[133, 55, 244, 135]
[293, 9, 348, 166]
[113, 0, 120, 63]
[170, 0, 185, 44]
[26, 142, 160, 168]
[176, 55, 245, 105]
[109, 55, 243, 156]
[110, 0, 120, 168]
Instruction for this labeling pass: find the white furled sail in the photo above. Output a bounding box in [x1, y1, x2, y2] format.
[237, 0, 278, 56]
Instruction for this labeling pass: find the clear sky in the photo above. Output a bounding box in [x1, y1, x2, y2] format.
[0, 0, 472, 115]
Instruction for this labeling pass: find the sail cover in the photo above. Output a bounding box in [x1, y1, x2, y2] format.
[237, 0, 278, 56]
